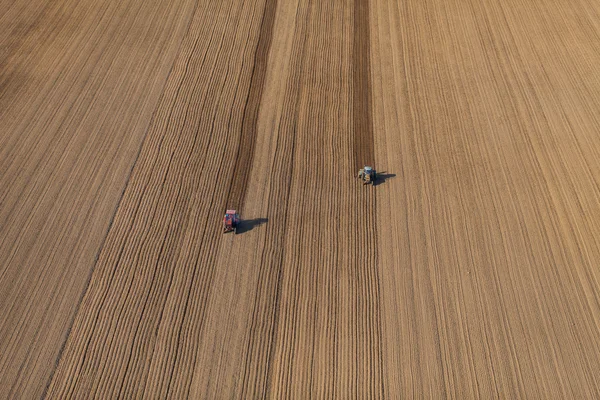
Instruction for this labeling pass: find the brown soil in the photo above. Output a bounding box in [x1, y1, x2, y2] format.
[2, 0, 600, 397]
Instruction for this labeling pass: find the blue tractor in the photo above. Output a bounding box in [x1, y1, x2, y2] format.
[357, 166, 377, 185]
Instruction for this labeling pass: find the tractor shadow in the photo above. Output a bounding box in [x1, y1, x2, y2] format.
[374, 172, 396, 186]
[237, 218, 268, 234]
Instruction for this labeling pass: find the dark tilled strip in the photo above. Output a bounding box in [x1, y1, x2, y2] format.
[225, 0, 279, 212]
[237, 1, 313, 396]
[352, 0, 375, 168]
[353, 0, 385, 397]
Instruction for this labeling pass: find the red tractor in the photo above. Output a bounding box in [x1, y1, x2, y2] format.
[223, 210, 240, 234]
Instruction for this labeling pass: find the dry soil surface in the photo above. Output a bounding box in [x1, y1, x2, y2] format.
[2, 0, 600, 398]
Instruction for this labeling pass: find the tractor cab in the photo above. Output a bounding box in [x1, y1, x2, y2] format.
[223, 210, 240, 234]
[358, 165, 376, 185]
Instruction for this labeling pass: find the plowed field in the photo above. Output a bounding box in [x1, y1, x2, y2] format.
[2, 0, 600, 397]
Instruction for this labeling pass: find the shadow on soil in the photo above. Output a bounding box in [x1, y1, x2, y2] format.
[237, 218, 268, 234]
[374, 172, 396, 186]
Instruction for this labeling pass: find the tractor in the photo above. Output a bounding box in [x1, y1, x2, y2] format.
[223, 210, 240, 234]
[357, 166, 376, 185]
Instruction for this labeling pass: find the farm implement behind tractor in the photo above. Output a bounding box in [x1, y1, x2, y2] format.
[223, 210, 240, 234]
[357, 166, 376, 185]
